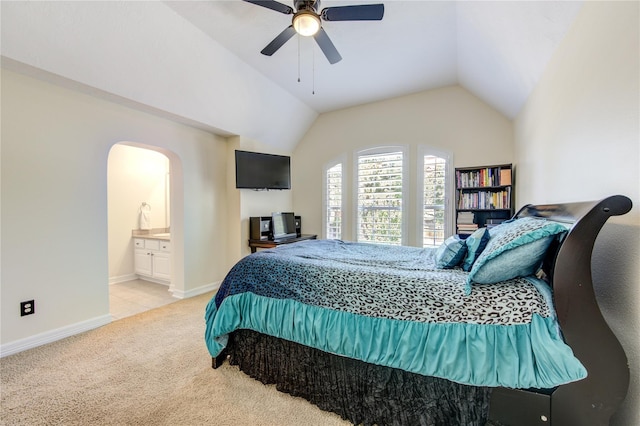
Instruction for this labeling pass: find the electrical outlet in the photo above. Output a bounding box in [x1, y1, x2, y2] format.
[20, 300, 35, 316]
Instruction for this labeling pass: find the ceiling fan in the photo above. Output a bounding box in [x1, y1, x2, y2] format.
[243, 0, 384, 64]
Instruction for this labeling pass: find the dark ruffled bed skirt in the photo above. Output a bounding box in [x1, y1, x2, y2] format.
[225, 329, 492, 426]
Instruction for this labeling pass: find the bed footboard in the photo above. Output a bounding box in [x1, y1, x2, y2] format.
[490, 195, 632, 425]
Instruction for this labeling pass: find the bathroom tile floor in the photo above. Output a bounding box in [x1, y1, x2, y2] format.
[110, 279, 177, 320]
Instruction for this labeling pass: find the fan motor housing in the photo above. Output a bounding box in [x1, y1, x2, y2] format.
[294, 0, 319, 13]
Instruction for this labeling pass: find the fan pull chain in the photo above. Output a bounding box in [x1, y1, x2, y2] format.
[312, 44, 315, 95]
[297, 35, 301, 83]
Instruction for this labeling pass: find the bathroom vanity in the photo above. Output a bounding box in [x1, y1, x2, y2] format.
[132, 230, 171, 284]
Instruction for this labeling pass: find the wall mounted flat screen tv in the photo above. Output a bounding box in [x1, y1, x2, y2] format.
[235, 150, 291, 190]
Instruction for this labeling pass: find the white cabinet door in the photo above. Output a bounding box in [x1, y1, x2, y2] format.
[134, 249, 152, 276]
[152, 251, 171, 281]
[133, 237, 171, 283]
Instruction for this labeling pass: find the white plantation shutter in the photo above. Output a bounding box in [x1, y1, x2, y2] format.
[422, 155, 447, 247]
[325, 163, 342, 239]
[357, 150, 404, 245]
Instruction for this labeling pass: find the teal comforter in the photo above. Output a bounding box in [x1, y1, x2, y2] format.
[205, 239, 586, 389]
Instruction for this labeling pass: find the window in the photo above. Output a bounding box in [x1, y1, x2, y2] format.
[322, 146, 450, 248]
[325, 163, 343, 239]
[421, 154, 448, 247]
[356, 148, 405, 245]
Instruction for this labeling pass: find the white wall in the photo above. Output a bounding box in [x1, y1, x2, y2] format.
[108, 145, 170, 282]
[1, 70, 229, 352]
[515, 2, 639, 424]
[292, 85, 514, 242]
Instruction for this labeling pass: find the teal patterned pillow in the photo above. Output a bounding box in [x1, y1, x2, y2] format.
[461, 228, 490, 272]
[435, 235, 467, 269]
[486, 219, 514, 238]
[466, 217, 568, 292]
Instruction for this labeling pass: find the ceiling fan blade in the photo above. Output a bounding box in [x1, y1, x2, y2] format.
[261, 25, 297, 56]
[242, 0, 294, 15]
[314, 28, 342, 64]
[321, 4, 384, 21]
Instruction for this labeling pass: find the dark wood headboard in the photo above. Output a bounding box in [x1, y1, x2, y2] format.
[512, 195, 632, 424]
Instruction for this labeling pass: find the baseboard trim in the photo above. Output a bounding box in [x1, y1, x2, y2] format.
[136, 275, 170, 286]
[171, 281, 220, 299]
[1, 281, 220, 357]
[109, 273, 137, 285]
[0, 314, 112, 358]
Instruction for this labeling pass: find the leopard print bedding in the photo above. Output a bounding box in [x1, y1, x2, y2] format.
[214, 239, 552, 326]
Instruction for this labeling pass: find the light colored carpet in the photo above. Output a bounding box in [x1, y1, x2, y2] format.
[0, 292, 350, 426]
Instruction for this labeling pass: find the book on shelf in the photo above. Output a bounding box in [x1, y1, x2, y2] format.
[457, 217, 479, 233]
[500, 169, 512, 186]
[457, 211, 477, 235]
[457, 212, 475, 224]
[457, 188, 511, 210]
[456, 165, 512, 188]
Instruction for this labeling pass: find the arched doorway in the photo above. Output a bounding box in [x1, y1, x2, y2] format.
[107, 142, 184, 319]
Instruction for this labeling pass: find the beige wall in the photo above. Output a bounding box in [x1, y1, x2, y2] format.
[1, 70, 229, 350]
[292, 85, 514, 242]
[226, 136, 294, 259]
[515, 2, 639, 424]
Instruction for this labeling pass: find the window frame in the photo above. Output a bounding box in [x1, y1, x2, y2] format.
[322, 155, 346, 240]
[416, 146, 453, 247]
[353, 145, 408, 246]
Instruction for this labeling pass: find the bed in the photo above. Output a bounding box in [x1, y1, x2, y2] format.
[205, 195, 631, 425]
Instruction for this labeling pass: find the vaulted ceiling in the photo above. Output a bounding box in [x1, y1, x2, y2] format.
[1, 1, 584, 151]
[167, 1, 583, 117]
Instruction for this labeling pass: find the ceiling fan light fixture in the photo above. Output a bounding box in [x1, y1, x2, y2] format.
[293, 11, 321, 36]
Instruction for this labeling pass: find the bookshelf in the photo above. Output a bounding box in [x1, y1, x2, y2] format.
[455, 164, 514, 237]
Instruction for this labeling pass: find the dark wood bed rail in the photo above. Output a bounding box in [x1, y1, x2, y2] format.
[491, 195, 632, 425]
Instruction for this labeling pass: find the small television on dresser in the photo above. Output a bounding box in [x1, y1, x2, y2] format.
[235, 150, 291, 190]
[271, 212, 297, 241]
